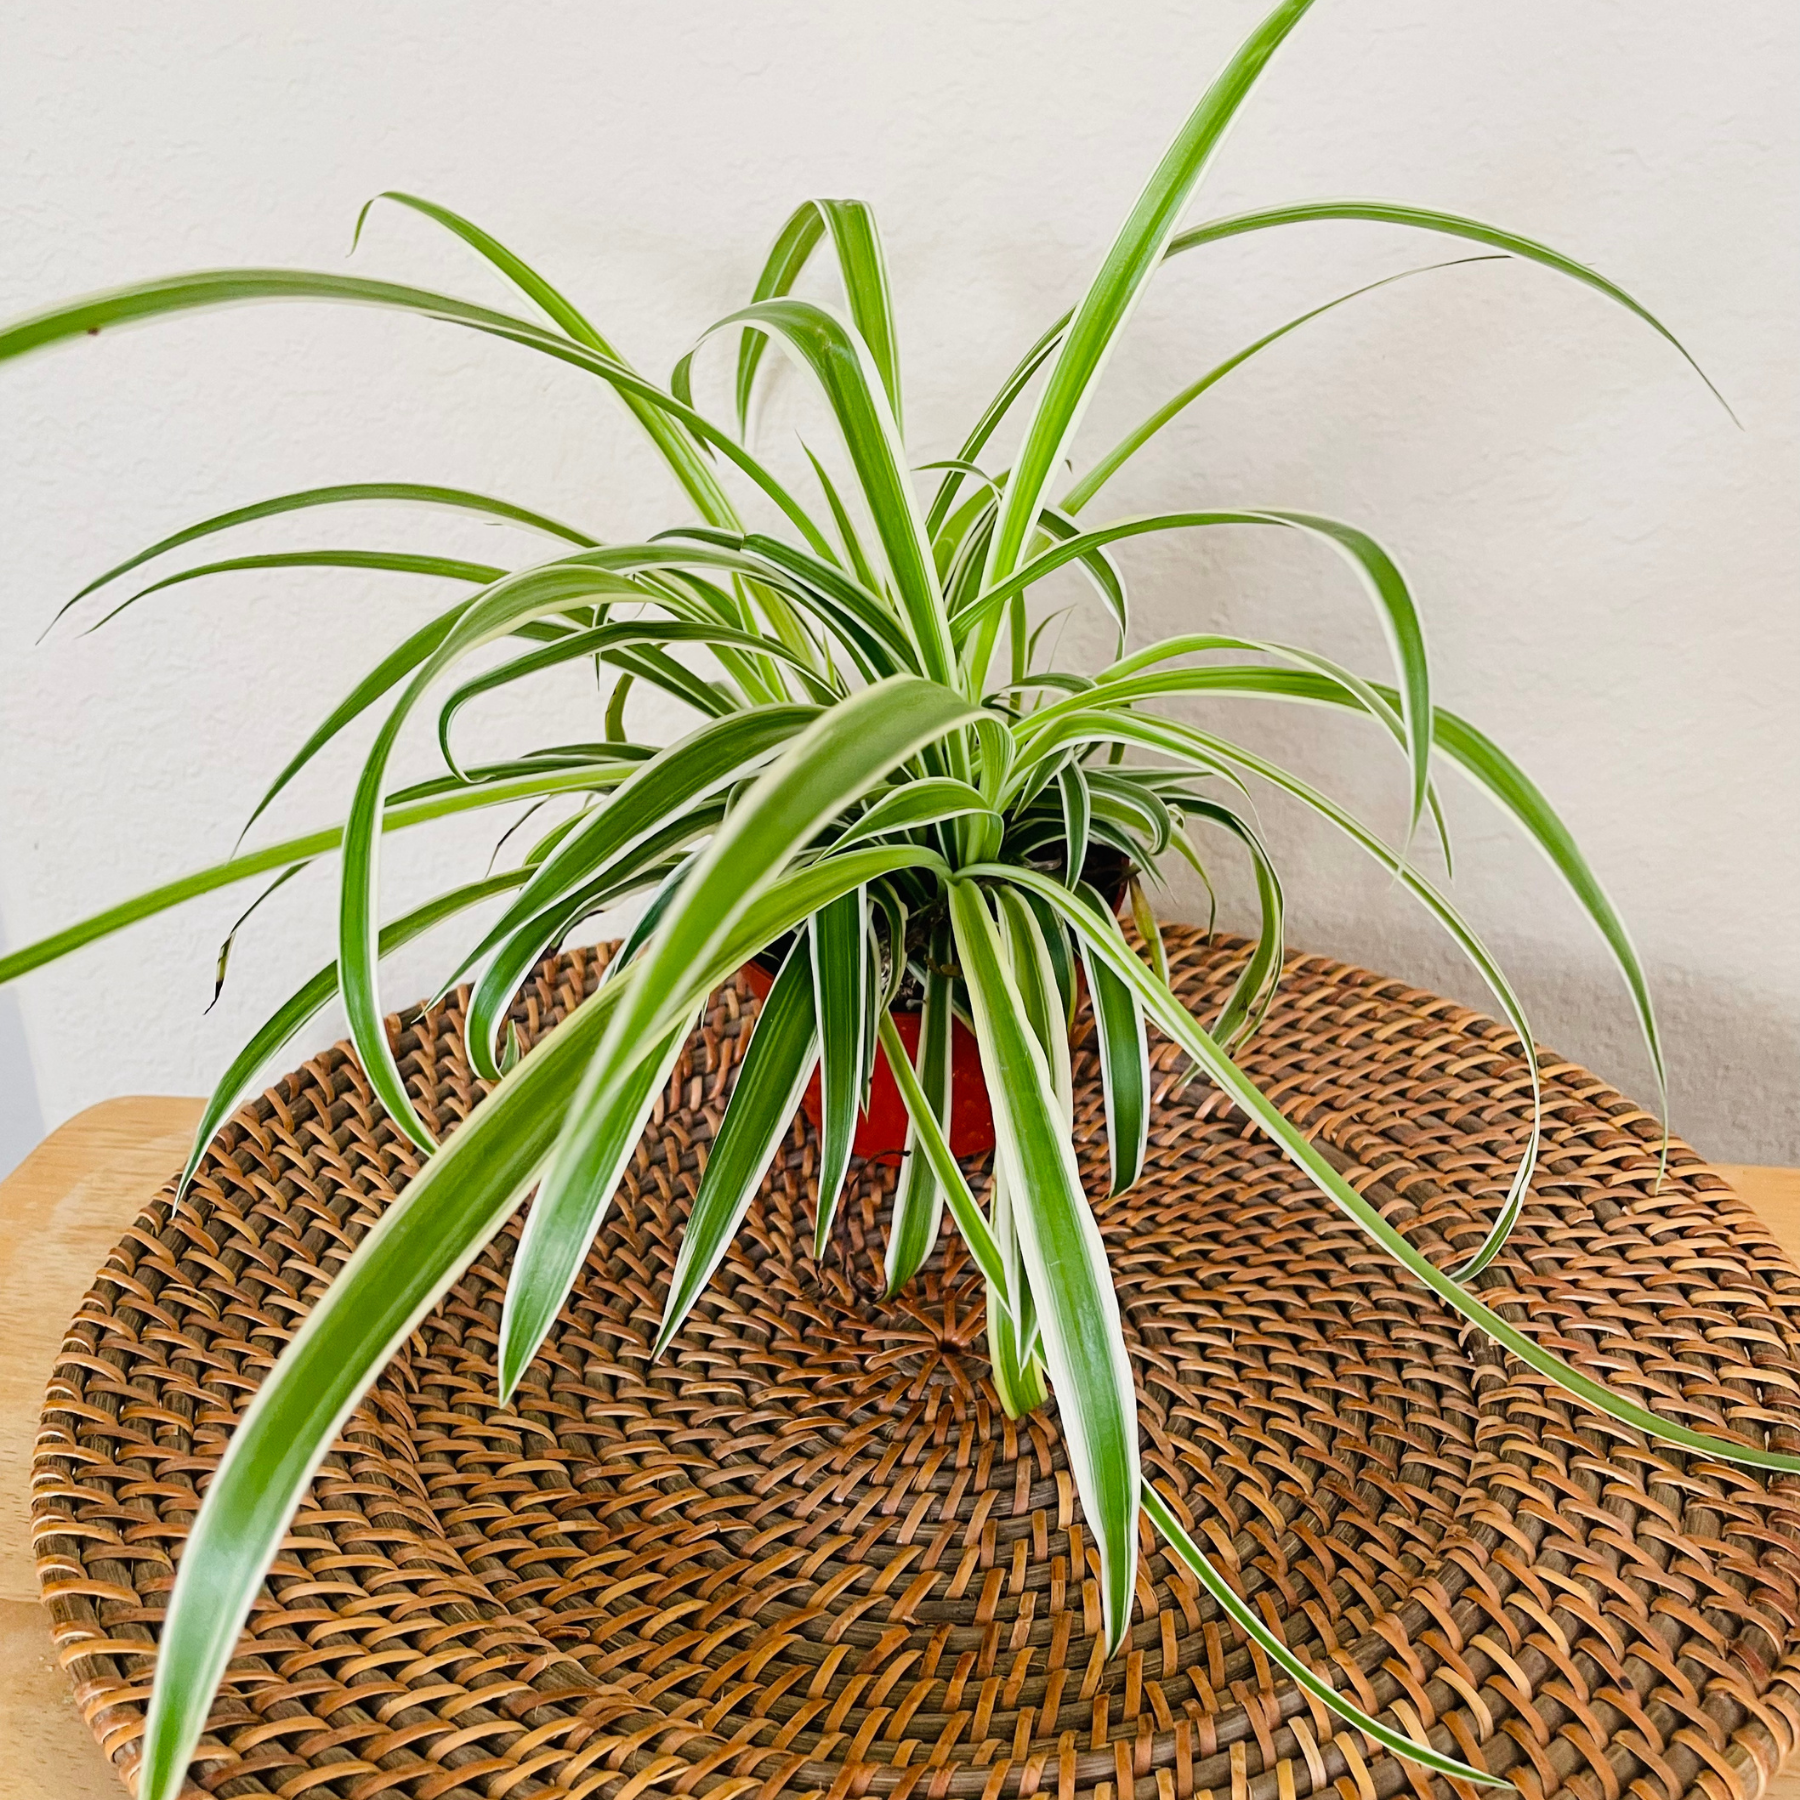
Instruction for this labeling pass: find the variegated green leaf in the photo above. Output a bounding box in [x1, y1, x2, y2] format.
[884, 920, 953, 1292]
[500, 1008, 695, 1398]
[874, 1008, 1010, 1304]
[654, 938, 817, 1356]
[0, 757, 634, 988]
[358, 190, 739, 524]
[1140, 1484, 1504, 1785]
[992, 867, 1796, 1474]
[574, 677, 973, 1143]
[982, 0, 1318, 600]
[949, 878, 1139, 1652]
[1166, 199, 1734, 418]
[1075, 885, 1150, 1196]
[53, 480, 594, 633]
[811, 886, 868, 1250]
[1061, 258, 1505, 513]
[179, 868, 530, 1196]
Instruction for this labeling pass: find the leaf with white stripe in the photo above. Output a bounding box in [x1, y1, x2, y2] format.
[811, 886, 867, 1251]
[949, 878, 1139, 1651]
[654, 940, 818, 1357]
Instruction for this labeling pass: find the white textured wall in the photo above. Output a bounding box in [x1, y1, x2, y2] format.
[2, 1, 1795, 1170]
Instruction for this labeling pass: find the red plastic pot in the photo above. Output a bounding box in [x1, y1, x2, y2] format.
[739, 960, 996, 1160]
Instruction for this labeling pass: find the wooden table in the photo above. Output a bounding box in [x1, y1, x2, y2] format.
[3, 1097, 1797, 1798]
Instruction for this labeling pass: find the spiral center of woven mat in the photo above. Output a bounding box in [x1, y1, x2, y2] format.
[35, 931, 1800, 1800]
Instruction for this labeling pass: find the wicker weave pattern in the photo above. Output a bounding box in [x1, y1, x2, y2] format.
[33, 929, 1800, 1800]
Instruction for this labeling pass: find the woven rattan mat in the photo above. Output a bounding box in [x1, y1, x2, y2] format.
[34, 928, 1800, 1800]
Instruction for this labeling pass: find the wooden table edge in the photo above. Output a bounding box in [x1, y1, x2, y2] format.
[2, 1097, 1795, 1798]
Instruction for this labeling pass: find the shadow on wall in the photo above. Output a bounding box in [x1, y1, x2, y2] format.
[0, 905, 45, 1180]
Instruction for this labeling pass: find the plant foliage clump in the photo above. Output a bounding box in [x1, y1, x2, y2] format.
[0, 4, 1778, 1794]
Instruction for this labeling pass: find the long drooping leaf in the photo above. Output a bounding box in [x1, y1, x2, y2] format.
[968, 185, 1729, 517]
[136, 954, 632, 1800]
[0, 268, 840, 558]
[884, 923, 952, 1292]
[653, 940, 818, 1356]
[983, 1157, 1046, 1419]
[1005, 736, 1072, 819]
[1174, 799, 1284, 1050]
[994, 887, 1073, 1120]
[992, 867, 1798, 1473]
[500, 1007, 696, 1398]
[981, 0, 1317, 604]
[1430, 702, 1664, 1110]
[968, 508, 1433, 835]
[52, 480, 595, 632]
[1256, 511, 1434, 834]
[950, 879, 1139, 1651]
[359, 190, 739, 524]
[1164, 199, 1734, 418]
[872, 1009, 1009, 1302]
[177, 868, 531, 1195]
[1060, 257, 1505, 513]
[337, 563, 666, 1146]
[985, 889, 1066, 1405]
[1140, 1484, 1503, 1785]
[522, 536, 808, 694]
[858, 912, 880, 1118]
[85, 547, 506, 632]
[1074, 885, 1150, 1196]
[134, 842, 942, 1800]
[1020, 888, 1077, 1030]
[1117, 655, 1662, 1131]
[1090, 631, 1412, 762]
[1031, 630, 1457, 860]
[1024, 694, 1540, 1269]
[1165, 722, 1542, 1276]
[0, 757, 632, 987]
[810, 885, 867, 1250]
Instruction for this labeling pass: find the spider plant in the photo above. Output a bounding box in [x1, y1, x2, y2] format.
[1, 3, 1782, 1794]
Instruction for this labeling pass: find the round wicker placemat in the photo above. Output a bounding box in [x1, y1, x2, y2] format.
[34, 928, 1800, 1800]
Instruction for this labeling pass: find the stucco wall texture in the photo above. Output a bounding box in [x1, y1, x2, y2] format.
[2, 1, 1794, 1171]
